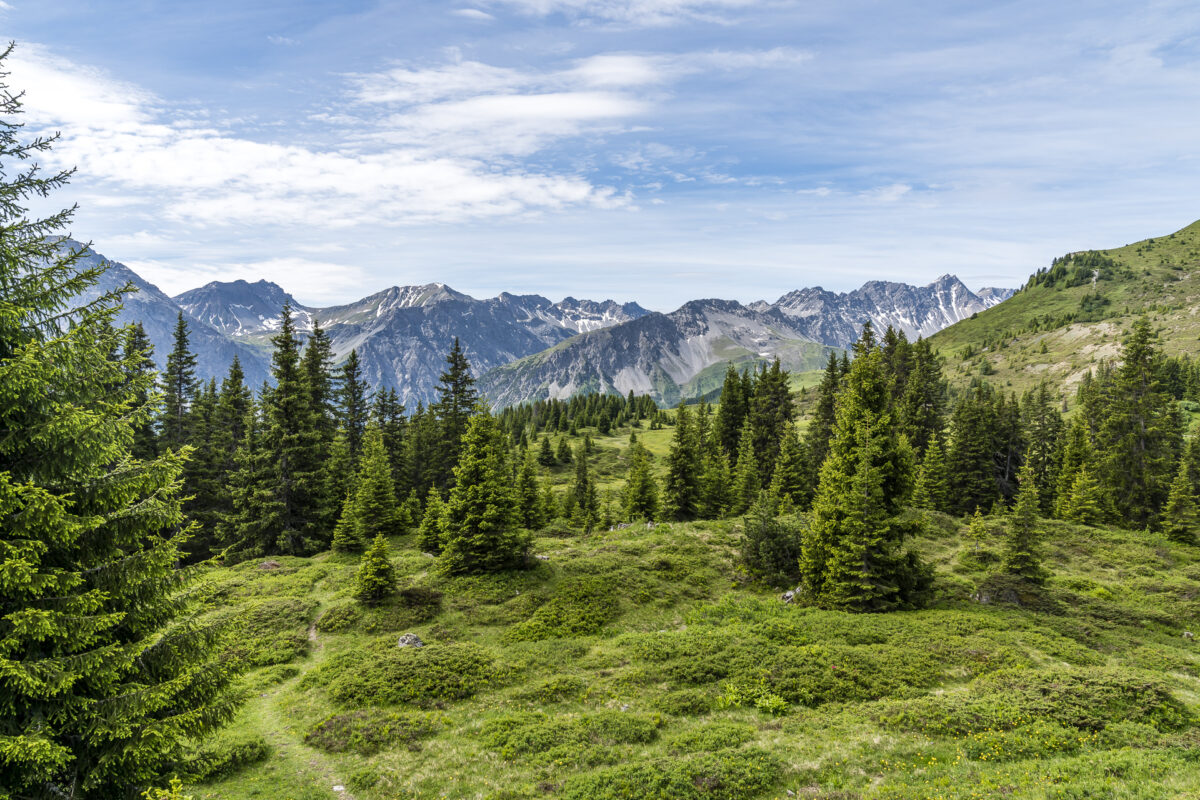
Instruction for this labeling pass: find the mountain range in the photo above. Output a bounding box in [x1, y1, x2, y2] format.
[75, 238, 1013, 407]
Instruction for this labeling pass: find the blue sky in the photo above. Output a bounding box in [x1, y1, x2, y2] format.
[4, 0, 1200, 308]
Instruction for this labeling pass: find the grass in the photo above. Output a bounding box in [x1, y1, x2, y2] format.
[181, 454, 1200, 800]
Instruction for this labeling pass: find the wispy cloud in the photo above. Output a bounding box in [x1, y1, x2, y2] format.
[452, 8, 495, 21]
[482, 0, 771, 26]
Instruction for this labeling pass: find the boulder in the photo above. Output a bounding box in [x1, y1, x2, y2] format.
[397, 633, 425, 649]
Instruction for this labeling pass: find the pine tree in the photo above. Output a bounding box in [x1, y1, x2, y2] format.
[338, 348, 370, 462]
[1090, 318, 1185, 528]
[417, 488, 446, 554]
[622, 441, 660, 520]
[912, 436, 951, 513]
[1162, 459, 1198, 545]
[767, 424, 808, 512]
[1060, 463, 1106, 526]
[1183, 436, 1200, 498]
[372, 387, 409, 499]
[569, 442, 599, 531]
[1003, 460, 1046, 583]
[947, 382, 1003, 514]
[433, 338, 479, 488]
[515, 449, 547, 530]
[800, 325, 926, 611]
[354, 534, 397, 604]
[556, 435, 573, 464]
[748, 358, 793, 479]
[698, 426, 732, 519]
[121, 322, 159, 459]
[181, 379, 222, 560]
[802, 351, 844, 505]
[663, 405, 701, 520]
[331, 487, 363, 553]
[1053, 416, 1093, 517]
[740, 492, 803, 587]
[401, 488, 423, 531]
[715, 363, 748, 458]
[538, 434, 557, 466]
[731, 419, 760, 515]
[160, 311, 198, 451]
[340, 425, 402, 545]
[0, 64, 237, 795]
[1020, 382, 1065, 513]
[896, 337, 945, 456]
[438, 414, 528, 574]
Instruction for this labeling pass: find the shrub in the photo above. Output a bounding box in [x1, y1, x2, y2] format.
[652, 689, 715, 716]
[960, 720, 1088, 762]
[514, 674, 588, 704]
[304, 709, 444, 755]
[755, 644, 943, 707]
[322, 642, 498, 707]
[315, 602, 362, 633]
[561, 749, 783, 800]
[186, 734, 270, 782]
[223, 597, 318, 667]
[481, 711, 661, 764]
[666, 723, 756, 753]
[505, 577, 621, 642]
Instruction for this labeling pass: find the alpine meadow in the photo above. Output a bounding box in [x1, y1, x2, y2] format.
[5, 3, 1200, 800]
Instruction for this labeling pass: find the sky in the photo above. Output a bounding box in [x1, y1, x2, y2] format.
[3, 0, 1200, 309]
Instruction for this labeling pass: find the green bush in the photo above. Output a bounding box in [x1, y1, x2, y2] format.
[315, 602, 362, 633]
[561, 748, 782, 800]
[960, 720, 1089, 762]
[186, 734, 271, 782]
[223, 597, 318, 667]
[481, 711, 661, 763]
[239, 664, 300, 692]
[651, 689, 715, 716]
[514, 674, 588, 703]
[304, 709, 444, 754]
[505, 577, 621, 642]
[757, 644, 943, 707]
[319, 642, 499, 707]
[666, 723, 756, 753]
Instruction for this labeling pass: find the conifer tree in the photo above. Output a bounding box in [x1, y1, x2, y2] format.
[768, 424, 807, 512]
[1162, 460, 1198, 545]
[160, 311, 198, 451]
[731, 419, 760, 515]
[802, 351, 844, 503]
[433, 337, 478, 488]
[1020, 382, 1065, 512]
[223, 402, 278, 557]
[1003, 461, 1046, 584]
[401, 488, 422, 530]
[337, 349, 369, 462]
[569, 442, 599, 531]
[515, 449, 547, 530]
[1060, 463, 1106, 526]
[417, 488, 445, 554]
[339, 425, 402, 545]
[181, 379, 222, 559]
[438, 414, 527, 574]
[331, 487, 363, 553]
[947, 382, 1002, 514]
[912, 436, 951, 513]
[556, 435, 573, 464]
[372, 387, 409, 498]
[1183, 436, 1200, 498]
[800, 325, 926, 611]
[896, 337, 945, 456]
[663, 405, 701, 520]
[121, 322, 159, 459]
[622, 441, 660, 520]
[0, 66, 237, 795]
[749, 358, 793, 479]
[1053, 416, 1093, 517]
[698, 426, 732, 519]
[716, 363, 748, 458]
[538, 434, 557, 466]
[740, 492, 803, 587]
[354, 534, 397, 604]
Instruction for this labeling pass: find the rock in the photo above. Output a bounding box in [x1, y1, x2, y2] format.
[421, 552, 436, 558]
[620, 704, 630, 712]
[646, 522, 656, 530]
[536, 554, 550, 561]
[781, 590, 796, 604]
[972, 588, 1020, 606]
[332, 786, 345, 793]
[258, 560, 282, 570]
[1185, 631, 1195, 641]
[397, 633, 425, 649]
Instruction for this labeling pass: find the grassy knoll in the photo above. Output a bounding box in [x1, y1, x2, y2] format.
[184, 481, 1200, 799]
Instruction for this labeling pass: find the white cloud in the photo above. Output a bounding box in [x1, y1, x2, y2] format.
[127, 257, 372, 304]
[862, 184, 912, 203]
[482, 0, 767, 26]
[267, 35, 299, 46]
[452, 8, 495, 21]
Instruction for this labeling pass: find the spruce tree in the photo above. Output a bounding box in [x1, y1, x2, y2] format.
[1053, 416, 1094, 517]
[121, 322, 158, 459]
[223, 402, 280, 557]
[433, 338, 479, 488]
[331, 488, 363, 553]
[438, 414, 528, 574]
[663, 405, 701, 520]
[1162, 460, 1198, 545]
[337, 348, 369, 462]
[748, 358, 793, 479]
[538, 434, 557, 466]
[340, 425, 403, 545]
[731, 419, 760, 515]
[373, 387, 410, 499]
[698, 426, 732, 519]
[802, 350, 844, 504]
[1003, 460, 1046, 584]
[417, 488, 446, 554]
[912, 436, 951, 513]
[354, 534, 397, 604]
[740, 492, 803, 587]
[556, 435, 573, 464]
[0, 65, 237, 795]
[515, 449, 547, 530]
[896, 337, 946, 456]
[1020, 382, 1065, 513]
[716, 363, 748, 458]
[569, 442, 599, 531]
[767, 424, 808, 512]
[800, 326, 926, 611]
[947, 382, 1002, 514]
[1061, 463, 1106, 526]
[160, 311, 198, 451]
[622, 441, 660, 520]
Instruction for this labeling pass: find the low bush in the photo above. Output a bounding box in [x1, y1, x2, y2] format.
[223, 597, 318, 667]
[319, 642, 499, 707]
[666, 723, 757, 753]
[505, 577, 621, 642]
[652, 689, 716, 716]
[315, 602, 361, 633]
[960, 720, 1089, 762]
[187, 734, 270, 782]
[304, 709, 444, 754]
[481, 710, 661, 764]
[561, 748, 782, 800]
[514, 674, 588, 703]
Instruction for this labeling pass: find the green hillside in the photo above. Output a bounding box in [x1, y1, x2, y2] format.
[184, 466, 1200, 800]
[929, 220, 1200, 397]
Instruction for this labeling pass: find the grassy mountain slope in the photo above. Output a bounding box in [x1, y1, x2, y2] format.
[184, 424, 1200, 800]
[928, 219, 1200, 397]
